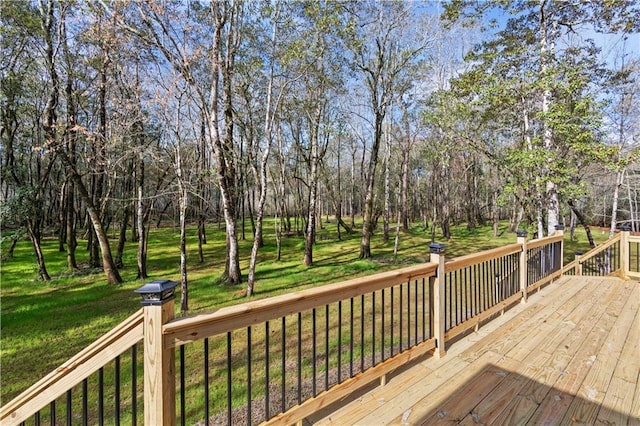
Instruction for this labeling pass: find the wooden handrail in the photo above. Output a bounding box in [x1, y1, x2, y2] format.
[577, 234, 621, 260]
[164, 262, 438, 348]
[562, 259, 578, 274]
[444, 243, 522, 273]
[0, 309, 144, 425]
[526, 234, 563, 250]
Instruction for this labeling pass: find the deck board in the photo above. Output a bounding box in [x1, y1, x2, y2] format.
[307, 276, 639, 426]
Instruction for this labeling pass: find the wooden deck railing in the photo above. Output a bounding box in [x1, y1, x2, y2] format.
[0, 309, 144, 425]
[3, 227, 636, 425]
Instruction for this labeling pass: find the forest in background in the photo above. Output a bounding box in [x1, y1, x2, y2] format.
[2, 1, 639, 307]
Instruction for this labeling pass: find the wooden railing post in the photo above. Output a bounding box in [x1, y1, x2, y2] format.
[620, 224, 631, 278]
[575, 251, 583, 276]
[135, 280, 179, 426]
[517, 230, 528, 303]
[430, 243, 446, 359]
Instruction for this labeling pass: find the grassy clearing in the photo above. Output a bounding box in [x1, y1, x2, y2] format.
[0, 219, 604, 406]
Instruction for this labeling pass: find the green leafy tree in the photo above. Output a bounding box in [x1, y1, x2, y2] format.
[440, 0, 639, 236]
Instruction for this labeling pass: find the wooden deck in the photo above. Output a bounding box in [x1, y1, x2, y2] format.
[306, 276, 640, 425]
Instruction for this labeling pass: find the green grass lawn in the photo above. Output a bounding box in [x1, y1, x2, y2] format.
[0, 219, 605, 405]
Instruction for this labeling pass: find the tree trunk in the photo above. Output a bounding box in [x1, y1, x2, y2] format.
[627, 174, 637, 232]
[178, 182, 188, 313]
[382, 122, 391, 243]
[59, 150, 122, 283]
[197, 116, 207, 263]
[115, 203, 129, 269]
[209, 1, 241, 285]
[27, 220, 51, 281]
[247, 148, 270, 294]
[393, 209, 401, 263]
[350, 140, 357, 228]
[609, 168, 624, 238]
[492, 191, 499, 237]
[247, 10, 280, 294]
[360, 111, 384, 259]
[400, 102, 411, 232]
[539, 5, 560, 235]
[568, 199, 596, 248]
[136, 155, 147, 279]
[304, 138, 319, 266]
[65, 179, 78, 270]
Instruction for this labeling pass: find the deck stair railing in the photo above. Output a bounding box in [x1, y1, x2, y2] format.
[562, 225, 637, 279]
[2, 226, 636, 426]
[0, 309, 144, 425]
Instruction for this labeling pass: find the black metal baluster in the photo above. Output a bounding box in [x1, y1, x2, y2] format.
[429, 278, 434, 338]
[312, 308, 317, 396]
[399, 283, 403, 352]
[82, 378, 88, 426]
[325, 305, 329, 389]
[451, 270, 456, 326]
[382, 288, 386, 359]
[297, 312, 302, 405]
[264, 323, 269, 421]
[35, 410, 40, 426]
[98, 367, 104, 424]
[406, 282, 410, 346]
[281, 317, 286, 413]
[422, 278, 426, 341]
[500, 256, 505, 300]
[491, 259, 500, 305]
[360, 294, 365, 371]
[132, 344, 137, 426]
[472, 265, 476, 316]
[462, 269, 467, 322]
[227, 331, 232, 426]
[338, 301, 342, 383]
[516, 252, 521, 291]
[247, 326, 252, 426]
[50, 401, 55, 426]
[115, 355, 121, 426]
[480, 263, 484, 312]
[484, 262, 489, 310]
[505, 256, 511, 295]
[447, 272, 452, 329]
[372, 292, 376, 365]
[350, 298, 354, 376]
[507, 255, 513, 295]
[472, 264, 477, 316]
[469, 266, 473, 318]
[66, 389, 72, 425]
[390, 287, 394, 356]
[414, 280, 418, 345]
[179, 347, 185, 426]
[204, 338, 209, 426]
[455, 270, 460, 326]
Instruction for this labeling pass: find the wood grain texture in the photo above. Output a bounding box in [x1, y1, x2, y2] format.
[309, 277, 639, 426]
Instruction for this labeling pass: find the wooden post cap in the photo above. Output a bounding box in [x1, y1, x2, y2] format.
[135, 280, 179, 306]
[429, 243, 446, 254]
